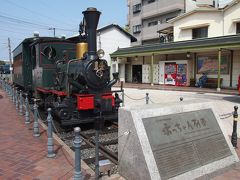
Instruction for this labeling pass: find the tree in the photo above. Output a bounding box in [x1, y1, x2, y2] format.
[124, 25, 130, 33]
[0, 60, 6, 65]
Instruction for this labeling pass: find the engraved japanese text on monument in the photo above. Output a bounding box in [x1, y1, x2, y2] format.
[143, 109, 232, 180]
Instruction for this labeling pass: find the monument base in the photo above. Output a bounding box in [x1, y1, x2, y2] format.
[118, 101, 239, 180]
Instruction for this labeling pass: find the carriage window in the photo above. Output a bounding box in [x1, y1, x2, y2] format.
[42, 46, 56, 59]
[31, 46, 36, 68]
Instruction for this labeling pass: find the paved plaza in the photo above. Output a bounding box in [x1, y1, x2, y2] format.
[115, 87, 240, 138]
[1, 86, 240, 179]
[0, 89, 94, 179]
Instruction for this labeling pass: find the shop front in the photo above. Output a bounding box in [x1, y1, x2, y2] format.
[111, 34, 240, 90]
[159, 60, 188, 86]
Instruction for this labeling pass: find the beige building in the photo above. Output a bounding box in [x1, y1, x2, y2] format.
[111, 0, 240, 90]
[168, 0, 240, 87]
[127, 0, 185, 46]
[170, 0, 240, 41]
[127, 0, 221, 46]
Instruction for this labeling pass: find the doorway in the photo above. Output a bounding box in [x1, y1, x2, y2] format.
[132, 65, 142, 83]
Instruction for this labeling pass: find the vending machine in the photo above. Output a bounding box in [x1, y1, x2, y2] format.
[176, 64, 187, 86]
[164, 63, 177, 85]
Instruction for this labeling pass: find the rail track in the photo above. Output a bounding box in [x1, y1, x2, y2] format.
[37, 107, 119, 174]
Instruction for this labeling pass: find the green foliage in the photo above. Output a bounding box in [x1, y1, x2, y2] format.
[124, 25, 130, 33]
[0, 60, 6, 65]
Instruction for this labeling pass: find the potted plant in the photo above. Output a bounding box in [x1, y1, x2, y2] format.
[190, 77, 196, 87]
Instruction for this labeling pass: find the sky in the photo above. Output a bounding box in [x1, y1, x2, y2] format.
[0, 0, 128, 60]
[0, 0, 233, 61]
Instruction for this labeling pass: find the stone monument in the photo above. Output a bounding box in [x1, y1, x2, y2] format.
[118, 101, 239, 180]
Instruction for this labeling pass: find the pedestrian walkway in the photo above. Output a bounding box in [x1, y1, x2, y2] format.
[114, 82, 239, 95]
[0, 89, 94, 179]
[1, 84, 240, 179]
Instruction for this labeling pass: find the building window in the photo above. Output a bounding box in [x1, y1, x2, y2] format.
[133, 3, 141, 14]
[148, 0, 155, 3]
[237, 23, 240, 34]
[192, 27, 208, 39]
[166, 16, 176, 22]
[133, 25, 141, 34]
[148, 21, 158, 27]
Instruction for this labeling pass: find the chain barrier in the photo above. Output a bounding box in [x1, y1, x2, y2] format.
[219, 112, 233, 117]
[219, 112, 233, 120]
[149, 98, 156, 104]
[124, 93, 146, 101]
[118, 130, 130, 139]
[51, 119, 61, 137]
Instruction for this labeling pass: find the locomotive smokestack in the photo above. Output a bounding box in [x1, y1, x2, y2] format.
[83, 7, 101, 60]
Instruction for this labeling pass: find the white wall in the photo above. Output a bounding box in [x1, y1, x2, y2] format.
[173, 2, 240, 41]
[224, 2, 240, 35]
[173, 11, 223, 41]
[97, 28, 131, 65]
[97, 26, 132, 81]
[185, 0, 197, 12]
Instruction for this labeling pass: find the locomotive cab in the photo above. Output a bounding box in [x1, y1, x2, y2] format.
[50, 8, 121, 126]
[13, 7, 122, 126]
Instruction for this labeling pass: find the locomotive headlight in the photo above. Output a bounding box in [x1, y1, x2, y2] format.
[97, 49, 105, 58]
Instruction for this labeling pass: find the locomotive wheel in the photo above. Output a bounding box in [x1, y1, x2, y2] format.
[58, 108, 71, 120]
[44, 95, 55, 109]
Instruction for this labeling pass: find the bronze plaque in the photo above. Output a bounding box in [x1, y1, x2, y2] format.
[142, 109, 232, 180]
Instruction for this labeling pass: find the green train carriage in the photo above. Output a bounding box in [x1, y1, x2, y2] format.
[13, 37, 76, 96]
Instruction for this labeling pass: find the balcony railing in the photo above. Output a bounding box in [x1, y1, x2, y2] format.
[142, 0, 184, 19]
[141, 23, 172, 41]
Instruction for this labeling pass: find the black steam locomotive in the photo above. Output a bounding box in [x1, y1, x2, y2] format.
[12, 8, 122, 126]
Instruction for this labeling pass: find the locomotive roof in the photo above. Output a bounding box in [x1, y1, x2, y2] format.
[13, 37, 74, 53]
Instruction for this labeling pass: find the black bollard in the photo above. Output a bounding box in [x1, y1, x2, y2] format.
[47, 108, 56, 158]
[146, 93, 149, 104]
[73, 127, 83, 180]
[15, 89, 18, 111]
[19, 90, 23, 116]
[13, 87, 16, 105]
[11, 86, 15, 102]
[121, 89, 125, 107]
[33, 99, 40, 137]
[25, 94, 30, 124]
[180, 97, 183, 102]
[231, 106, 238, 148]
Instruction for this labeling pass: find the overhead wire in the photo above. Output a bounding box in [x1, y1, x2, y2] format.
[0, 27, 31, 35]
[0, 14, 78, 33]
[3, 0, 78, 31]
[0, 0, 79, 59]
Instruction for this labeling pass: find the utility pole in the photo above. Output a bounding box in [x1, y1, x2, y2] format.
[49, 27, 56, 37]
[8, 37, 13, 82]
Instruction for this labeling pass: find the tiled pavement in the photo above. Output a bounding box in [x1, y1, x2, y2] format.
[1, 84, 240, 179]
[114, 82, 239, 95]
[0, 89, 94, 179]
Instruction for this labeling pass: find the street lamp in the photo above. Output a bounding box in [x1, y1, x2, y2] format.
[49, 27, 56, 37]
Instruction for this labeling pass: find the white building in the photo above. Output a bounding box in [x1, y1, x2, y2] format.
[68, 24, 136, 77]
[111, 0, 240, 89]
[68, 24, 136, 79]
[96, 24, 136, 78]
[170, 0, 240, 41]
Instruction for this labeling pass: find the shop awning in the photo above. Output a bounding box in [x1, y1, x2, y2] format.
[110, 34, 240, 58]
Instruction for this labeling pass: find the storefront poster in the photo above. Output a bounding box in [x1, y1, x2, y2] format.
[197, 55, 229, 74]
[176, 64, 187, 86]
